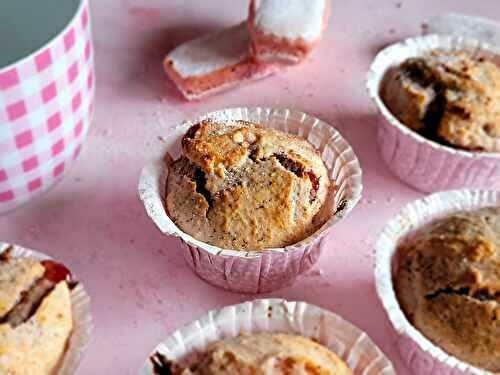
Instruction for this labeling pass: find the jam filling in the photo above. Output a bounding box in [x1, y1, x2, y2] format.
[0, 259, 75, 327]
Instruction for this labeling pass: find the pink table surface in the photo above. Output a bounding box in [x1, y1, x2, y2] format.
[1, 0, 499, 374]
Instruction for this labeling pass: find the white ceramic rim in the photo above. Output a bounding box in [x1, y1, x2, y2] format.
[138, 107, 363, 259]
[0, 241, 93, 375]
[0, 0, 87, 74]
[366, 33, 500, 160]
[140, 298, 396, 374]
[374, 189, 500, 375]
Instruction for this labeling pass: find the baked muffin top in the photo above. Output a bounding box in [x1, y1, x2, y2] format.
[395, 207, 500, 371]
[166, 120, 330, 250]
[382, 50, 500, 152]
[151, 333, 354, 374]
[0, 249, 74, 375]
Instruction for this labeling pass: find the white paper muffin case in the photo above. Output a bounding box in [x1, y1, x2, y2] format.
[0, 242, 92, 375]
[367, 34, 500, 193]
[375, 190, 500, 375]
[138, 107, 363, 294]
[139, 298, 395, 374]
[424, 14, 500, 46]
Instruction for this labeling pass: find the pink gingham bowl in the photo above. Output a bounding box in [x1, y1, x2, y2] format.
[139, 108, 362, 293]
[0, 0, 94, 213]
[366, 34, 500, 193]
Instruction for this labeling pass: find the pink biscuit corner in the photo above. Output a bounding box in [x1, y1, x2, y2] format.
[248, 0, 331, 64]
[163, 22, 282, 101]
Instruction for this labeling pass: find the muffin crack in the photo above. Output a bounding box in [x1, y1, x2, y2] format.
[399, 60, 448, 141]
[274, 153, 320, 202]
[0, 277, 55, 327]
[274, 153, 306, 177]
[425, 286, 500, 304]
[247, 151, 321, 202]
[193, 168, 213, 212]
[150, 352, 176, 375]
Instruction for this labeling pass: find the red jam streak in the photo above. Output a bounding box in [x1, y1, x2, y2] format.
[41, 260, 72, 284]
[307, 171, 320, 191]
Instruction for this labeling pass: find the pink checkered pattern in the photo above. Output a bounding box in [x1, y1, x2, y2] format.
[0, 0, 94, 213]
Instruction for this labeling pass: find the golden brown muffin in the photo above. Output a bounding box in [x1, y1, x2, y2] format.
[381, 50, 500, 152]
[395, 207, 500, 372]
[150, 333, 354, 374]
[0, 250, 74, 375]
[166, 120, 330, 250]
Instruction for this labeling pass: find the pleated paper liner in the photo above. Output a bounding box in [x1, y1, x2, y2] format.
[375, 190, 500, 375]
[367, 34, 500, 193]
[423, 13, 500, 46]
[139, 107, 362, 293]
[140, 299, 395, 374]
[0, 242, 92, 375]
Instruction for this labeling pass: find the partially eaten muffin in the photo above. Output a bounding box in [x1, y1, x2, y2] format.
[166, 120, 331, 250]
[382, 50, 500, 151]
[395, 207, 500, 371]
[0, 249, 74, 375]
[150, 333, 354, 374]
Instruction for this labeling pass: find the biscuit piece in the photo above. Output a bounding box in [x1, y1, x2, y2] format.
[163, 22, 280, 100]
[0, 255, 73, 375]
[152, 333, 354, 374]
[248, 0, 330, 63]
[166, 120, 330, 250]
[395, 207, 500, 371]
[382, 51, 500, 151]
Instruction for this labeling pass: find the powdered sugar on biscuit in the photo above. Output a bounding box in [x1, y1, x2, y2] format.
[252, 0, 327, 41]
[166, 23, 250, 78]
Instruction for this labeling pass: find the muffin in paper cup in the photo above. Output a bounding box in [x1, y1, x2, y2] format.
[374, 189, 500, 375]
[138, 107, 362, 293]
[0, 242, 92, 375]
[139, 298, 395, 374]
[366, 34, 500, 193]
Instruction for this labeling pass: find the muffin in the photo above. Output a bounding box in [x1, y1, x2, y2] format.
[0, 248, 74, 375]
[150, 333, 354, 374]
[381, 50, 500, 152]
[395, 207, 500, 371]
[166, 120, 330, 250]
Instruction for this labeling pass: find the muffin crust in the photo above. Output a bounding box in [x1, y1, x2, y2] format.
[152, 333, 354, 374]
[395, 207, 500, 371]
[0, 252, 74, 375]
[382, 50, 500, 151]
[166, 120, 330, 250]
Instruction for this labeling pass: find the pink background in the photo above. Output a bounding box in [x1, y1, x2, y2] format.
[1, 1, 499, 374]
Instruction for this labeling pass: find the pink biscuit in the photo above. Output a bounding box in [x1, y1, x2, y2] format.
[163, 22, 280, 100]
[248, 0, 330, 63]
